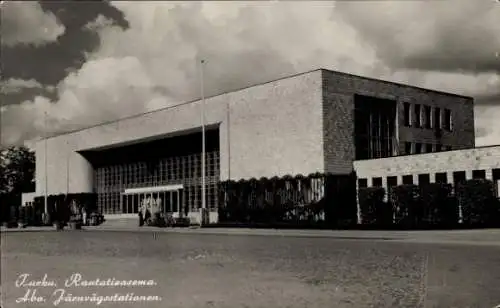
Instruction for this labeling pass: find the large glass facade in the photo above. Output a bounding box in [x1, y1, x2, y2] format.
[84, 128, 221, 215]
[94, 151, 220, 214]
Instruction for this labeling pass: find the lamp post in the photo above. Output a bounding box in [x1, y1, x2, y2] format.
[44, 111, 48, 215]
[199, 59, 207, 225]
[66, 140, 70, 195]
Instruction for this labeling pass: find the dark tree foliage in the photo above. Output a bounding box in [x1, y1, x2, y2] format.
[0, 146, 35, 194]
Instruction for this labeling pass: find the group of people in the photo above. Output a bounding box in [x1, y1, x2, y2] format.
[138, 196, 163, 226]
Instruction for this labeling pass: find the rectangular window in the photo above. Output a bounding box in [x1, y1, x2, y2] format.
[372, 177, 383, 187]
[387, 176, 398, 187]
[418, 174, 430, 185]
[446, 145, 452, 151]
[444, 109, 452, 131]
[415, 143, 422, 154]
[402, 175, 413, 185]
[405, 142, 412, 155]
[403, 102, 411, 127]
[426, 143, 433, 153]
[424, 105, 432, 129]
[414, 104, 422, 127]
[358, 178, 368, 188]
[472, 170, 486, 179]
[434, 107, 441, 129]
[435, 172, 448, 183]
[436, 144, 442, 152]
[453, 171, 466, 186]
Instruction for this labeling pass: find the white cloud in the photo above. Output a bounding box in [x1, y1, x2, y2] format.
[0, 1, 65, 47]
[0, 78, 44, 94]
[1, 1, 499, 147]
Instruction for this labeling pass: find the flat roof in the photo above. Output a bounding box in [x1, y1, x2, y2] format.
[40, 68, 473, 141]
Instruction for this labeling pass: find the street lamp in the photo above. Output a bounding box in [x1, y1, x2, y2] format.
[199, 59, 207, 224]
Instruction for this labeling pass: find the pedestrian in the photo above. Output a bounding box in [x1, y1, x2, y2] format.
[82, 206, 87, 226]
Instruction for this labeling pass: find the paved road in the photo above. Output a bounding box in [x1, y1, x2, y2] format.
[2, 230, 500, 308]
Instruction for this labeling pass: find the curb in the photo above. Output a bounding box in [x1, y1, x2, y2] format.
[2, 227, 499, 246]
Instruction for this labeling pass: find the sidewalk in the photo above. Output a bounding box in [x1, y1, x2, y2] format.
[2, 225, 499, 246]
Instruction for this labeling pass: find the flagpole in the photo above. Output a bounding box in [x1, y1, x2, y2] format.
[200, 59, 206, 223]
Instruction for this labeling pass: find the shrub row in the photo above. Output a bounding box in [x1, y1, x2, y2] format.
[217, 173, 358, 227]
[359, 179, 500, 228]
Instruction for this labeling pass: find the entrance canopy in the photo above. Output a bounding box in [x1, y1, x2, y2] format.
[123, 184, 184, 195]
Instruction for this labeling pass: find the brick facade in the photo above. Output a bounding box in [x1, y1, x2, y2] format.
[321, 69, 475, 175]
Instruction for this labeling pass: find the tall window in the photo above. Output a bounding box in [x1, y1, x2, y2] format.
[403, 102, 411, 127]
[415, 143, 422, 154]
[434, 107, 441, 129]
[414, 104, 422, 127]
[424, 105, 432, 129]
[425, 143, 433, 153]
[405, 142, 412, 155]
[444, 109, 452, 131]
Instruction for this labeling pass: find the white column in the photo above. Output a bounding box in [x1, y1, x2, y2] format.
[356, 178, 361, 224]
[446, 172, 454, 185]
[382, 177, 388, 202]
[486, 169, 493, 180]
[430, 173, 436, 183]
[465, 170, 473, 180]
[412, 174, 419, 185]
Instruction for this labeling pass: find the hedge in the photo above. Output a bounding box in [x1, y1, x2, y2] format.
[358, 187, 391, 226]
[456, 179, 500, 226]
[419, 183, 458, 226]
[217, 173, 356, 226]
[390, 184, 421, 228]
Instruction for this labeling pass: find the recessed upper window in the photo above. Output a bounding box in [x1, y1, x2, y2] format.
[404, 142, 412, 155]
[444, 109, 452, 131]
[434, 107, 441, 130]
[424, 105, 432, 129]
[403, 102, 411, 127]
[415, 143, 422, 154]
[425, 143, 433, 153]
[414, 104, 422, 128]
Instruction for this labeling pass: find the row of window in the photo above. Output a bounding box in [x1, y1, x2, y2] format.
[403, 102, 452, 131]
[358, 168, 500, 189]
[95, 152, 220, 188]
[404, 142, 452, 155]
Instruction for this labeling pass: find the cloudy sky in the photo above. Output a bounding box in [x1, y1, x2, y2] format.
[1, 1, 499, 149]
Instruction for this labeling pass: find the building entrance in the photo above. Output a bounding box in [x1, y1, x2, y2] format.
[121, 184, 184, 216]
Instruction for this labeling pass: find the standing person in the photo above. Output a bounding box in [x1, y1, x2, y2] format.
[82, 206, 87, 226]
